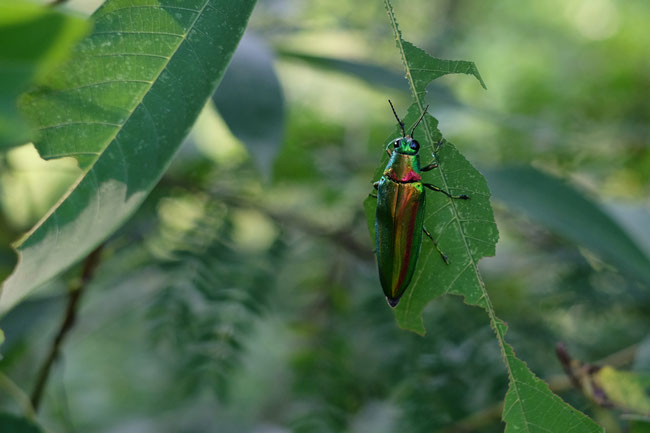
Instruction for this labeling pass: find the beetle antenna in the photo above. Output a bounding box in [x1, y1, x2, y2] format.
[410, 105, 429, 137]
[388, 99, 406, 137]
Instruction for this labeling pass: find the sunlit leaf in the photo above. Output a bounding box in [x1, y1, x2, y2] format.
[558, 346, 650, 418]
[595, 366, 650, 415]
[0, 0, 88, 149]
[0, 0, 257, 312]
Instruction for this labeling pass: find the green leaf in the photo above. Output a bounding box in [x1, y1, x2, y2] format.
[0, 0, 88, 149]
[497, 318, 603, 433]
[484, 165, 650, 285]
[371, 1, 605, 432]
[213, 33, 285, 177]
[629, 419, 650, 433]
[595, 366, 650, 415]
[377, 0, 494, 334]
[0, 0, 257, 312]
[0, 413, 42, 433]
[364, 104, 498, 333]
[558, 347, 650, 418]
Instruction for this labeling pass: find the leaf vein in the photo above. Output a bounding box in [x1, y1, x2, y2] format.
[38, 121, 121, 131]
[93, 30, 184, 37]
[88, 53, 170, 60]
[99, 5, 202, 15]
[52, 79, 153, 95]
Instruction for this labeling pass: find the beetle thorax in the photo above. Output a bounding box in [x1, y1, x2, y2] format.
[384, 153, 421, 183]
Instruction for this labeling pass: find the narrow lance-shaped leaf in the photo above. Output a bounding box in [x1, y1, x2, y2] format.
[213, 33, 285, 177]
[484, 165, 650, 286]
[367, 1, 605, 432]
[1, 0, 257, 312]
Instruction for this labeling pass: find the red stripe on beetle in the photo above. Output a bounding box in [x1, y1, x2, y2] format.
[393, 198, 419, 294]
[400, 170, 421, 182]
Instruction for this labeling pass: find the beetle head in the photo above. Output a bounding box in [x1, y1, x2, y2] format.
[387, 100, 429, 155]
[391, 136, 420, 155]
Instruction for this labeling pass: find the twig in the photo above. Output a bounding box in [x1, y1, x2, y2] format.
[30, 245, 104, 411]
[220, 193, 374, 262]
[159, 177, 374, 261]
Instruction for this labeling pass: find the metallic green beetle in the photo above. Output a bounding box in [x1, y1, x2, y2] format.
[374, 101, 469, 307]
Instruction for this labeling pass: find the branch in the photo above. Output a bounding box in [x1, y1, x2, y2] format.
[159, 177, 374, 262]
[219, 193, 374, 262]
[30, 245, 104, 411]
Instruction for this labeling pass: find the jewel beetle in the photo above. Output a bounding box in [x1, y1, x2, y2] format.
[373, 101, 469, 307]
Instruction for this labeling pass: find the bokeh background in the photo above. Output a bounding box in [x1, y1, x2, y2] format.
[1, 0, 649, 432]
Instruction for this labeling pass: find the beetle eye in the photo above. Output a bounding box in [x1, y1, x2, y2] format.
[410, 140, 420, 151]
[394, 140, 400, 148]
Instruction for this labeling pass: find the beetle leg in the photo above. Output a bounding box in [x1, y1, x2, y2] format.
[421, 161, 439, 172]
[386, 148, 392, 157]
[368, 181, 380, 198]
[433, 138, 444, 154]
[423, 183, 469, 200]
[423, 226, 449, 264]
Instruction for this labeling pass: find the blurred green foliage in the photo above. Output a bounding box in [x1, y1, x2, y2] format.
[1, 0, 650, 432]
[0, 0, 88, 149]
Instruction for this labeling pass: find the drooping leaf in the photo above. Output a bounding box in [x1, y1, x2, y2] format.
[278, 50, 465, 111]
[484, 165, 650, 285]
[278, 50, 409, 92]
[0, 0, 88, 149]
[0, 0, 257, 312]
[213, 33, 285, 177]
[369, 1, 605, 432]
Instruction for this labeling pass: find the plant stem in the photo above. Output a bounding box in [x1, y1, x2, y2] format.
[30, 245, 104, 411]
[160, 177, 374, 261]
